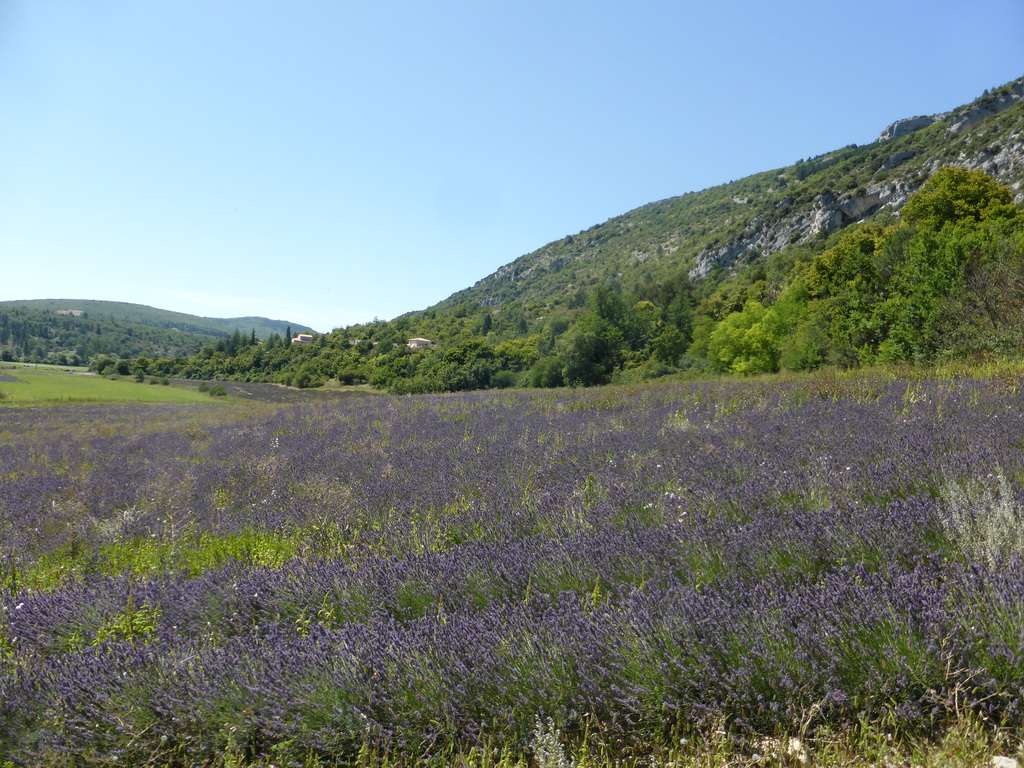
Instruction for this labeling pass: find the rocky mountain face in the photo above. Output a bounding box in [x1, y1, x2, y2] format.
[433, 77, 1024, 314]
[689, 78, 1024, 279]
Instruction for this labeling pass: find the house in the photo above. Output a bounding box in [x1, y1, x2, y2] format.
[407, 337, 435, 349]
[291, 333, 314, 345]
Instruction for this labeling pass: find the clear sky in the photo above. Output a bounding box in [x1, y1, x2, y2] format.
[2, 1, 1022, 332]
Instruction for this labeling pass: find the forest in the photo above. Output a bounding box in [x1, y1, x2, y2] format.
[0, 301, 311, 367]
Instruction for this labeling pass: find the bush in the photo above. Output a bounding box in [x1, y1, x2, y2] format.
[940, 469, 1024, 566]
[491, 370, 520, 389]
[529, 356, 565, 388]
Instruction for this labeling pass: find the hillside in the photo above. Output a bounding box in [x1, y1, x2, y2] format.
[0, 299, 315, 364]
[113, 76, 1024, 391]
[429, 77, 1023, 316]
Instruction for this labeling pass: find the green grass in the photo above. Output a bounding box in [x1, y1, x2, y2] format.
[0, 368, 225, 405]
[20, 714, 1011, 768]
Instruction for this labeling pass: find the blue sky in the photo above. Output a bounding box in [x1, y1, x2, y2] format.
[2, 1, 1022, 332]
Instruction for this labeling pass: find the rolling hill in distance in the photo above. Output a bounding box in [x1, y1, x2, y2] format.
[0, 299, 315, 364]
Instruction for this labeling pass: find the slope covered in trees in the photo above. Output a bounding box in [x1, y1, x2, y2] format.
[433, 78, 1024, 317]
[692, 167, 1024, 374]
[153, 168, 1024, 392]
[0, 300, 314, 365]
[138, 78, 1024, 391]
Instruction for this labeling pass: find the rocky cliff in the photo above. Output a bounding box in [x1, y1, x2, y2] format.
[689, 78, 1024, 279]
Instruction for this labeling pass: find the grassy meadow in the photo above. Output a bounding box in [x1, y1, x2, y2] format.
[0, 366, 225, 406]
[2, 371, 1024, 765]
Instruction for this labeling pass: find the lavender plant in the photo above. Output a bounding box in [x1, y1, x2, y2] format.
[2, 376, 1024, 763]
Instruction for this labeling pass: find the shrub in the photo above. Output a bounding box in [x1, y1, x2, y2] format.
[940, 469, 1024, 566]
[491, 370, 519, 389]
[530, 716, 571, 768]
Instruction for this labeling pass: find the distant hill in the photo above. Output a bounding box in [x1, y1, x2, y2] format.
[0, 299, 315, 364]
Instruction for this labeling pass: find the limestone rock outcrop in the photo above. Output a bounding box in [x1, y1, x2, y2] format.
[948, 80, 1024, 134]
[689, 79, 1024, 280]
[689, 183, 910, 279]
[878, 115, 939, 141]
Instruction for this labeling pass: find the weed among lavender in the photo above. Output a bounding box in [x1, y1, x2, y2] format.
[530, 715, 572, 768]
[941, 469, 1024, 566]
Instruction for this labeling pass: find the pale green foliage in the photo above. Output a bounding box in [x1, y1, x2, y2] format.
[902, 167, 1016, 230]
[530, 716, 572, 768]
[940, 469, 1024, 566]
[707, 300, 786, 375]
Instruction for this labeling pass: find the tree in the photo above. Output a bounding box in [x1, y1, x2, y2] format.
[293, 361, 324, 389]
[707, 301, 782, 375]
[529, 356, 564, 388]
[494, 336, 540, 371]
[936, 227, 1024, 356]
[806, 224, 886, 300]
[627, 300, 661, 352]
[664, 286, 694, 339]
[556, 314, 622, 386]
[591, 285, 628, 328]
[650, 327, 689, 365]
[431, 341, 499, 392]
[901, 167, 1016, 231]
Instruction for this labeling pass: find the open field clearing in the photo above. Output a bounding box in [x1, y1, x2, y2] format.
[3, 375, 1024, 765]
[0, 368, 220, 406]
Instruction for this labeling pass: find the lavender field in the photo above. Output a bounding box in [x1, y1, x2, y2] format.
[2, 375, 1024, 765]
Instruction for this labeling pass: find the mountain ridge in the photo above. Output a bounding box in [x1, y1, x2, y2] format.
[6, 77, 1024, 388]
[423, 76, 1024, 317]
